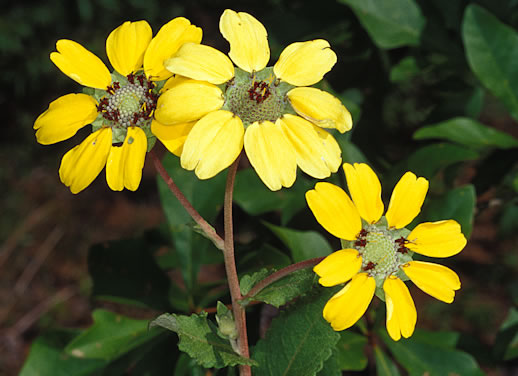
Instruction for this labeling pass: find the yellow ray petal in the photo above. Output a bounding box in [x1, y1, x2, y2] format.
[323, 273, 375, 331]
[219, 9, 270, 73]
[50, 40, 111, 89]
[407, 220, 467, 257]
[144, 17, 202, 81]
[164, 43, 234, 85]
[160, 74, 191, 93]
[402, 261, 461, 303]
[106, 20, 152, 76]
[287, 87, 352, 133]
[151, 119, 195, 156]
[313, 249, 362, 287]
[106, 145, 124, 191]
[59, 128, 112, 194]
[273, 39, 337, 86]
[383, 276, 417, 341]
[154, 79, 224, 125]
[278, 115, 340, 179]
[181, 110, 244, 179]
[244, 121, 297, 191]
[305, 182, 362, 241]
[34, 94, 98, 145]
[343, 163, 384, 224]
[386, 172, 429, 229]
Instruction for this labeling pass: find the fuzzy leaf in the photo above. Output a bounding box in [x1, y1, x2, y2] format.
[149, 312, 256, 368]
[252, 290, 340, 376]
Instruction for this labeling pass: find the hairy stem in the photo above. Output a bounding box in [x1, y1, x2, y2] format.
[223, 156, 251, 375]
[240, 257, 325, 303]
[150, 150, 224, 251]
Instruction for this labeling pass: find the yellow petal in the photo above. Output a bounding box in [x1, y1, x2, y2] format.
[151, 119, 195, 156]
[305, 182, 362, 240]
[407, 220, 467, 257]
[383, 276, 417, 341]
[313, 249, 362, 287]
[50, 40, 111, 89]
[164, 43, 235, 85]
[160, 74, 191, 93]
[219, 9, 270, 73]
[343, 163, 384, 224]
[144, 17, 202, 81]
[278, 115, 341, 179]
[287, 87, 352, 133]
[323, 273, 375, 331]
[106, 20, 152, 76]
[386, 172, 429, 229]
[34, 94, 98, 145]
[106, 127, 147, 191]
[402, 261, 461, 303]
[59, 128, 112, 194]
[273, 39, 337, 86]
[244, 121, 296, 191]
[154, 79, 224, 125]
[181, 110, 244, 179]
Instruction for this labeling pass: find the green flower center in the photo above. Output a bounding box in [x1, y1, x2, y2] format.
[97, 73, 157, 129]
[353, 224, 412, 280]
[222, 67, 295, 127]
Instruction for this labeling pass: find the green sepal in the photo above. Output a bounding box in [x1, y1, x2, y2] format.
[215, 302, 238, 340]
[91, 116, 106, 133]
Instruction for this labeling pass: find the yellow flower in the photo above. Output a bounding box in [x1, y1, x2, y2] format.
[306, 163, 467, 341]
[156, 9, 352, 191]
[34, 18, 202, 193]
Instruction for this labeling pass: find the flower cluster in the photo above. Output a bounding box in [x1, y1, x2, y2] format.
[307, 163, 467, 340]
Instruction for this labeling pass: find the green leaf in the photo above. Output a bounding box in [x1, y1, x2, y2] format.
[420, 185, 476, 238]
[406, 143, 479, 179]
[238, 243, 292, 273]
[494, 307, 518, 360]
[240, 268, 271, 296]
[336, 331, 368, 371]
[316, 350, 341, 376]
[390, 57, 420, 83]
[157, 154, 225, 290]
[65, 310, 160, 360]
[414, 117, 518, 150]
[338, 0, 425, 49]
[243, 268, 318, 308]
[380, 329, 484, 376]
[88, 239, 172, 311]
[462, 5, 518, 121]
[20, 330, 107, 376]
[264, 222, 333, 262]
[336, 138, 370, 164]
[252, 290, 341, 376]
[234, 168, 313, 224]
[149, 312, 256, 368]
[374, 345, 401, 376]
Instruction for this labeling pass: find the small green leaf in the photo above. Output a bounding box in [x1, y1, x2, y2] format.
[336, 331, 368, 371]
[20, 330, 107, 376]
[245, 269, 318, 308]
[240, 268, 271, 296]
[149, 312, 256, 368]
[406, 143, 479, 179]
[494, 307, 518, 360]
[316, 350, 341, 376]
[264, 222, 333, 262]
[88, 239, 172, 311]
[462, 5, 518, 121]
[420, 185, 476, 238]
[380, 329, 484, 376]
[65, 310, 160, 360]
[374, 345, 401, 376]
[338, 0, 425, 48]
[414, 117, 518, 150]
[252, 290, 341, 376]
[390, 57, 420, 83]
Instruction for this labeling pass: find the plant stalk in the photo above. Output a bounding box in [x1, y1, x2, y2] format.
[223, 155, 251, 375]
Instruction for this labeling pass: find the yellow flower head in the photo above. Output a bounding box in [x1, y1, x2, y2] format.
[157, 9, 352, 191]
[34, 18, 202, 193]
[306, 163, 467, 341]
